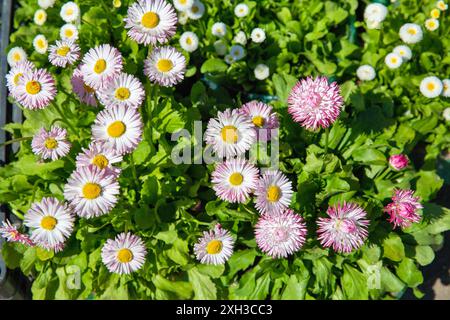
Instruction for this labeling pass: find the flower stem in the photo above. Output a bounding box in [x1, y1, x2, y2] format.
[129, 153, 139, 187]
[51, 102, 77, 133]
[324, 127, 330, 154]
[0, 136, 32, 147]
[11, 209, 25, 220]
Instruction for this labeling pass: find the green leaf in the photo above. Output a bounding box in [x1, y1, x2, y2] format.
[1, 242, 25, 269]
[352, 148, 386, 164]
[166, 238, 190, 266]
[36, 247, 55, 261]
[380, 267, 406, 293]
[227, 249, 257, 278]
[415, 171, 443, 202]
[382, 234, 405, 262]
[249, 272, 271, 300]
[341, 264, 368, 299]
[188, 267, 217, 299]
[20, 246, 37, 275]
[281, 272, 309, 300]
[200, 58, 228, 73]
[414, 245, 435, 266]
[152, 275, 193, 299]
[396, 258, 423, 288]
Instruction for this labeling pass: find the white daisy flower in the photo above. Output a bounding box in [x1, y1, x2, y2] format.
[364, 3, 388, 23]
[254, 170, 293, 215]
[204, 108, 256, 158]
[229, 45, 245, 61]
[60, 23, 79, 41]
[64, 165, 120, 218]
[48, 39, 80, 68]
[430, 8, 441, 18]
[443, 108, 450, 120]
[234, 3, 249, 18]
[224, 54, 235, 65]
[5, 60, 35, 97]
[91, 105, 143, 155]
[385, 52, 402, 69]
[425, 18, 439, 31]
[437, 1, 448, 11]
[179, 31, 199, 52]
[144, 46, 186, 87]
[31, 126, 71, 161]
[124, 0, 178, 46]
[76, 142, 123, 175]
[15, 68, 56, 110]
[234, 30, 247, 45]
[101, 232, 147, 274]
[212, 22, 227, 37]
[34, 9, 47, 26]
[251, 28, 266, 43]
[178, 11, 189, 25]
[7, 47, 27, 67]
[24, 197, 74, 250]
[214, 40, 227, 56]
[399, 23, 423, 44]
[194, 224, 234, 265]
[254, 63, 270, 80]
[187, 0, 205, 20]
[38, 0, 55, 9]
[60, 1, 79, 23]
[173, 0, 194, 12]
[33, 34, 48, 54]
[393, 45, 412, 61]
[80, 44, 123, 90]
[442, 79, 450, 97]
[97, 73, 145, 109]
[420, 76, 443, 98]
[356, 65, 376, 81]
[211, 158, 259, 203]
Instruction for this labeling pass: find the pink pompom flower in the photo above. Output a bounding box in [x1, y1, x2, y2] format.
[383, 189, 422, 228]
[389, 154, 409, 171]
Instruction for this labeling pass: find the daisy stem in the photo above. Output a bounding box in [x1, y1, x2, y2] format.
[376, 167, 391, 181]
[11, 209, 25, 220]
[129, 153, 139, 188]
[0, 136, 32, 147]
[324, 127, 330, 154]
[81, 18, 97, 29]
[51, 102, 77, 134]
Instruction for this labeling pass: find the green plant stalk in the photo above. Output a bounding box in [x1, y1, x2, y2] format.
[324, 127, 330, 154]
[0, 136, 32, 147]
[51, 102, 77, 133]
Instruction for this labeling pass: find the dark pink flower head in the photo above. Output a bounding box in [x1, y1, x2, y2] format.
[0, 220, 35, 247]
[389, 154, 409, 170]
[317, 202, 369, 253]
[384, 189, 422, 229]
[287, 76, 344, 131]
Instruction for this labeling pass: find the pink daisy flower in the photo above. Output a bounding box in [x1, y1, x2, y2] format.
[194, 224, 234, 265]
[255, 209, 307, 258]
[71, 67, 98, 107]
[254, 170, 293, 215]
[48, 39, 80, 68]
[389, 154, 409, 171]
[383, 189, 422, 228]
[15, 68, 56, 110]
[317, 202, 369, 253]
[287, 76, 344, 131]
[76, 142, 122, 176]
[96, 73, 145, 109]
[211, 158, 259, 203]
[239, 100, 279, 141]
[0, 220, 35, 246]
[31, 126, 71, 161]
[5, 60, 35, 98]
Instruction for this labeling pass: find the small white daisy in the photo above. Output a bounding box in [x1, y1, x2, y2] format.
[212, 22, 227, 37]
[254, 63, 270, 80]
[48, 40, 80, 68]
[33, 34, 48, 54]
[24, 197, 74, 250]
[173, 0, 194, 12]
[60, 1, 80, 23]
[38, 0, 55, 9]
[393, 45, 412, 61]
[229, 45, 245, 61]
[91, 105, 143, 155]
[254, 170, 293, 215]
[420, 76, 443, 98]
[60, 23, 79, 41]
[214, 40, 227, 56]
[425, 18, 439, 31]
[437, 1, 448, 11]
[442, 79, 450, 97]
[64, 165, 120, 218]
[194, 224, 234, 265]
[7, 47, 27, 67]
[385, 52, 402, 69]
[101, 232, 147, 274]
[80, 44, 123, 90]
[34, 9, 47, 26]
[5, 60, 35, 97]
[224, 54, 235, 65]
[97, 73, 145, 109]
[356, 65, 376, 81]
[144, 46, 186, 87]
[399, 23, 423, 44]
[32, 126, 71, 161]
[251, 28, 266, 43]
[179, 31, 199, 52]
[234, 3, 249, 18]
[186, 0, 205, 20]
[364, 3, 388, 23]
[204, 108, 256, 158]
[178, 11, 189, 25]
[431, 8, 441, 18]
[234, 30, 247, 45]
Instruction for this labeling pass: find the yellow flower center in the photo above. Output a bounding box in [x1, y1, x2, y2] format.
[83, 83, 95, 93]
[82, 183, 102, 199]
[206, 240, 223, 254]
[13, 73, 23, 86]
[94, 59, 107, 74]
[427, 82, 436, 91]
[113, 0, 121, 8]
[220, 125, 238, 143]
[266, 185, 281, 202]
[92, 154, 109, 169]
[391, 57, 398, 64]
[26, 80, 41, 95]
[40, 216, 57, 231]
[431, 9, 440, 18]
[191, 5, 199, 13]
[156, 59, 173, 72]
[117, 248, 133, 263]
[107, 121, 126, 138]
[13, 52, 21, 62]
[180, 0, 187, 4]
[44, 137, 58, 149]
[399, 50, 405, 56]
[407, 28, 417, 35]
[252, 116, 265, 128]
[141, 11, 160, 28]
[66, 8, 74, 15]
[114, 87, 131, 101]
[186, 37, 192, 45]
[38, 13, 44, 20]
[57, 46, 70, 56]
[229, 172, 243, 186]
[37, 39, 46, 49]
[65, 29, 74, 38]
